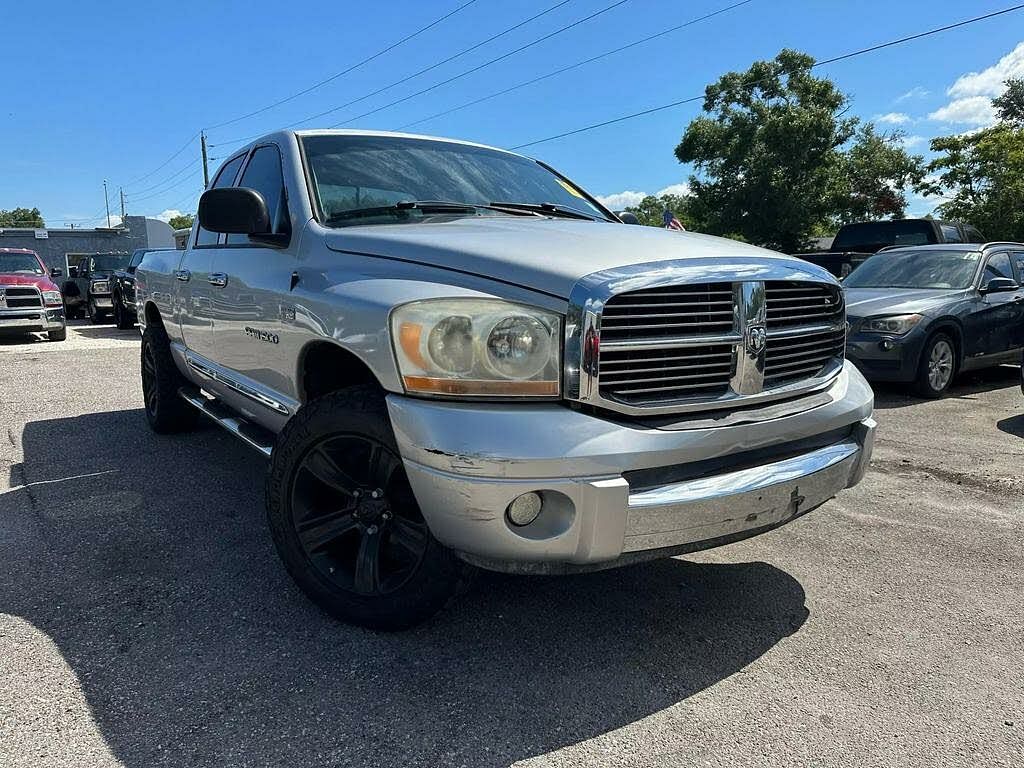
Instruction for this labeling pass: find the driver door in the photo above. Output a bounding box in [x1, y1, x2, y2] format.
[967, 251, 1022, 359]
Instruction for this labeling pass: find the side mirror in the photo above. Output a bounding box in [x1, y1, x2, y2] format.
[981, 276, 1019, 294]
[50, 267, 63, 278]
[198, 187, 270, 235]
[68, 266, 79, 279]
[616, 211, 641, 225]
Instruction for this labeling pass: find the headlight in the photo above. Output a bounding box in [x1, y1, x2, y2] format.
[91, 280, 109, 293]
[860, 314, 923, 335]
[391, 299, 561, 397]
[41, 290, 63, 306]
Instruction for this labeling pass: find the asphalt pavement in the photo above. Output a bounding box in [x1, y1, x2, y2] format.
[1, 320, 1022, 767]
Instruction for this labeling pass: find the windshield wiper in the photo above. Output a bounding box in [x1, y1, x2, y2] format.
[326, 200, 541, 225]
[489, 201, 602, 221]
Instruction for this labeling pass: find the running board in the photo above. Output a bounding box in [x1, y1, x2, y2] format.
[178, 388, 275, 458]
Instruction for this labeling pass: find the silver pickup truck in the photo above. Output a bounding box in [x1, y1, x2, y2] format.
[136, 129, 875, 630]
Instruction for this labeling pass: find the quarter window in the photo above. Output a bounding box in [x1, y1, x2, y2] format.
[195, 154, 247, 247]
[227, 145, 290, 245]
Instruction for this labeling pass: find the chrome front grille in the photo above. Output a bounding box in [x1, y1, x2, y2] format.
[569, 269, 846, 416]
[0, 286, 43, 310]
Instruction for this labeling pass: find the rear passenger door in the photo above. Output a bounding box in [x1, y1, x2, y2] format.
[208, 143, 299, 417]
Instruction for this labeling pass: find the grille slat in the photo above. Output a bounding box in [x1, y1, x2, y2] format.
[0, 286, 43, 310]
[596, 279, 844, 407]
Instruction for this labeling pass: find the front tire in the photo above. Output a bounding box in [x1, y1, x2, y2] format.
[140, 324, 198, 433]
[114, 293, 134, 329]
[266, 385, 472, 631]
[914, 332, 956, 398]
[87, 298, 107, 324]
[47, 327, 67, 342]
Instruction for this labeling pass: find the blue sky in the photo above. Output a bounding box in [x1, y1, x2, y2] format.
[2, 0, 1022, 227]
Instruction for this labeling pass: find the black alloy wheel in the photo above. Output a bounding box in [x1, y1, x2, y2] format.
[290, 434, 428, 597]
[141, 340, 159, 417]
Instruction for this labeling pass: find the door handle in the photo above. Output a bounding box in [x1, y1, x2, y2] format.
[208, 273, 229, 288]
[173, 269, 191, 282]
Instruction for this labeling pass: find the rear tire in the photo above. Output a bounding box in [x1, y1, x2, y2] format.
[266, 385, 472, 631]
[140, 323, 198, 433]
[914, 332, 956, 398]
[87, 298, 107, 324]
[47, 327, 67, 342]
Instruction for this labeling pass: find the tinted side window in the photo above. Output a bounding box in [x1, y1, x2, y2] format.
[964, 226, 985, 243]
[1012, 252, 1024, 282]
[195, 155, 247, 247]
[227, 145, 289, 245]
[983, 252, 1013, 282]
[129, 250, 145, 268]
[940, 224, 963, 243]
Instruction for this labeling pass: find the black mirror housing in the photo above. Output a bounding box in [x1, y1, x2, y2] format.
[68, 267, 79, 279]
[50, 267, 63, 278]
[616, 211, 641, 225]
[198, 187, 271, 235]
[981, 276, 1019, 294]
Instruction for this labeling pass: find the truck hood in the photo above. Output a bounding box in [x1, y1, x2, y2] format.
[323, 218, 826, 298]
[844, 287, 970, 320]
[0, 272, 59, 291]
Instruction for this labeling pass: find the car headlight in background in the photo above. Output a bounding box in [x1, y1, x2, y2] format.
[91, 280, 109, 293]
[41, 290, 63, 306]
[391, 299, 561, 397]
[860, 314, 923, 335]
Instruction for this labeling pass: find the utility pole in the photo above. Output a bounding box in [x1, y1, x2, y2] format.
[103, 180, 111, 228]
[201, 131, 210, 187]
[119, 187, 126, 221]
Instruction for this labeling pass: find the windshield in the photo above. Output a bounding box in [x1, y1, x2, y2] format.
[90, 254, 130, 272]
[301, 135, 609, 225]
[833, 220, 935, 251]
[0, 253, 44, 274]
[843, 249, 981, 289]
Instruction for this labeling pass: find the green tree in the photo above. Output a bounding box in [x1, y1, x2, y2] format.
[167, 213, 194, 230]
[675, 49, 924, 252]
[920, 82, 1024, 241]
[0, 207, 45, 228]
[993, 77, 1024, 125]
[624, 193, 692, 228]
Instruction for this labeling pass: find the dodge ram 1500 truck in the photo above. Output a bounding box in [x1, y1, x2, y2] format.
[135, 129, 876, 630]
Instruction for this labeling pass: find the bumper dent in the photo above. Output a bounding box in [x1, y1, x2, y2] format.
[389, 362, 875, 572]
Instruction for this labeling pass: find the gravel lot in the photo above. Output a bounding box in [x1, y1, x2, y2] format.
[1, 320, 1022, 768]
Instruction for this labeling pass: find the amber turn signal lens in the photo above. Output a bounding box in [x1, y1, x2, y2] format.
[398, 322, 426, 369]
[402, 376, 559, 397]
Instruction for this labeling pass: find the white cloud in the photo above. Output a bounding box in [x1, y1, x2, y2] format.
[900, 134, 927, 149]
[927, 42, 1024, 127]
[597, 183, 691, 210]
[895, 86, 929, 103]
[928, 95, 996, 126]
[876, 112, 910, 124]
[596, 190, 646, 210]
[154, 209, 185, 223]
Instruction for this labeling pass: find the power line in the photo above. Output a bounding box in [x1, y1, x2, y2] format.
[126, 160, 197, 195]
[397, 0, 757, 131]
[328, 0, 634, 130]
[125, 169, 204, 203]
[204, 0, 481, 131]
[510, 3, 1024, 150]
[209, 0, 584, 147]
[123, 131, 201, 187]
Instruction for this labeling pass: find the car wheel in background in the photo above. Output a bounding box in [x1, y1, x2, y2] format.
[114, 294, 134, 329]
[265, 384, 473, 631]
[47, 327, 67, 342]
[87, 299, 105, 324]
[140, 324, 198, 434]
[914, 332, 956, 398]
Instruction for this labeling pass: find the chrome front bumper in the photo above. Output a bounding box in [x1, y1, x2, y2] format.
[388, 362, 875, 573]
[0, 307, 66, 332]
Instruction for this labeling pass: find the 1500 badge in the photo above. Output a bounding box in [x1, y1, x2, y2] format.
[244, 326, 279, 344]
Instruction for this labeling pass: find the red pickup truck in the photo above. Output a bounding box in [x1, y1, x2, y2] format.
[0, 247, 67, 342]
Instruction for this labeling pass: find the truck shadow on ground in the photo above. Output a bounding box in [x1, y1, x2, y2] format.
[66, 321, 141, 340]
[2, 409, 808, 768]
[873, 365, 1022, 410]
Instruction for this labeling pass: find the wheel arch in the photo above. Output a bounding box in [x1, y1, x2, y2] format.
[297, 339, 386, 403]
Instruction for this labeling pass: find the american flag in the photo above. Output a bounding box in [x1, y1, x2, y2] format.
[662, 209, 685, 231]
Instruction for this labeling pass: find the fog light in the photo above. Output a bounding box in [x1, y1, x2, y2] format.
[880, 339, 895, 351]
[506, 492, 543, 527]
